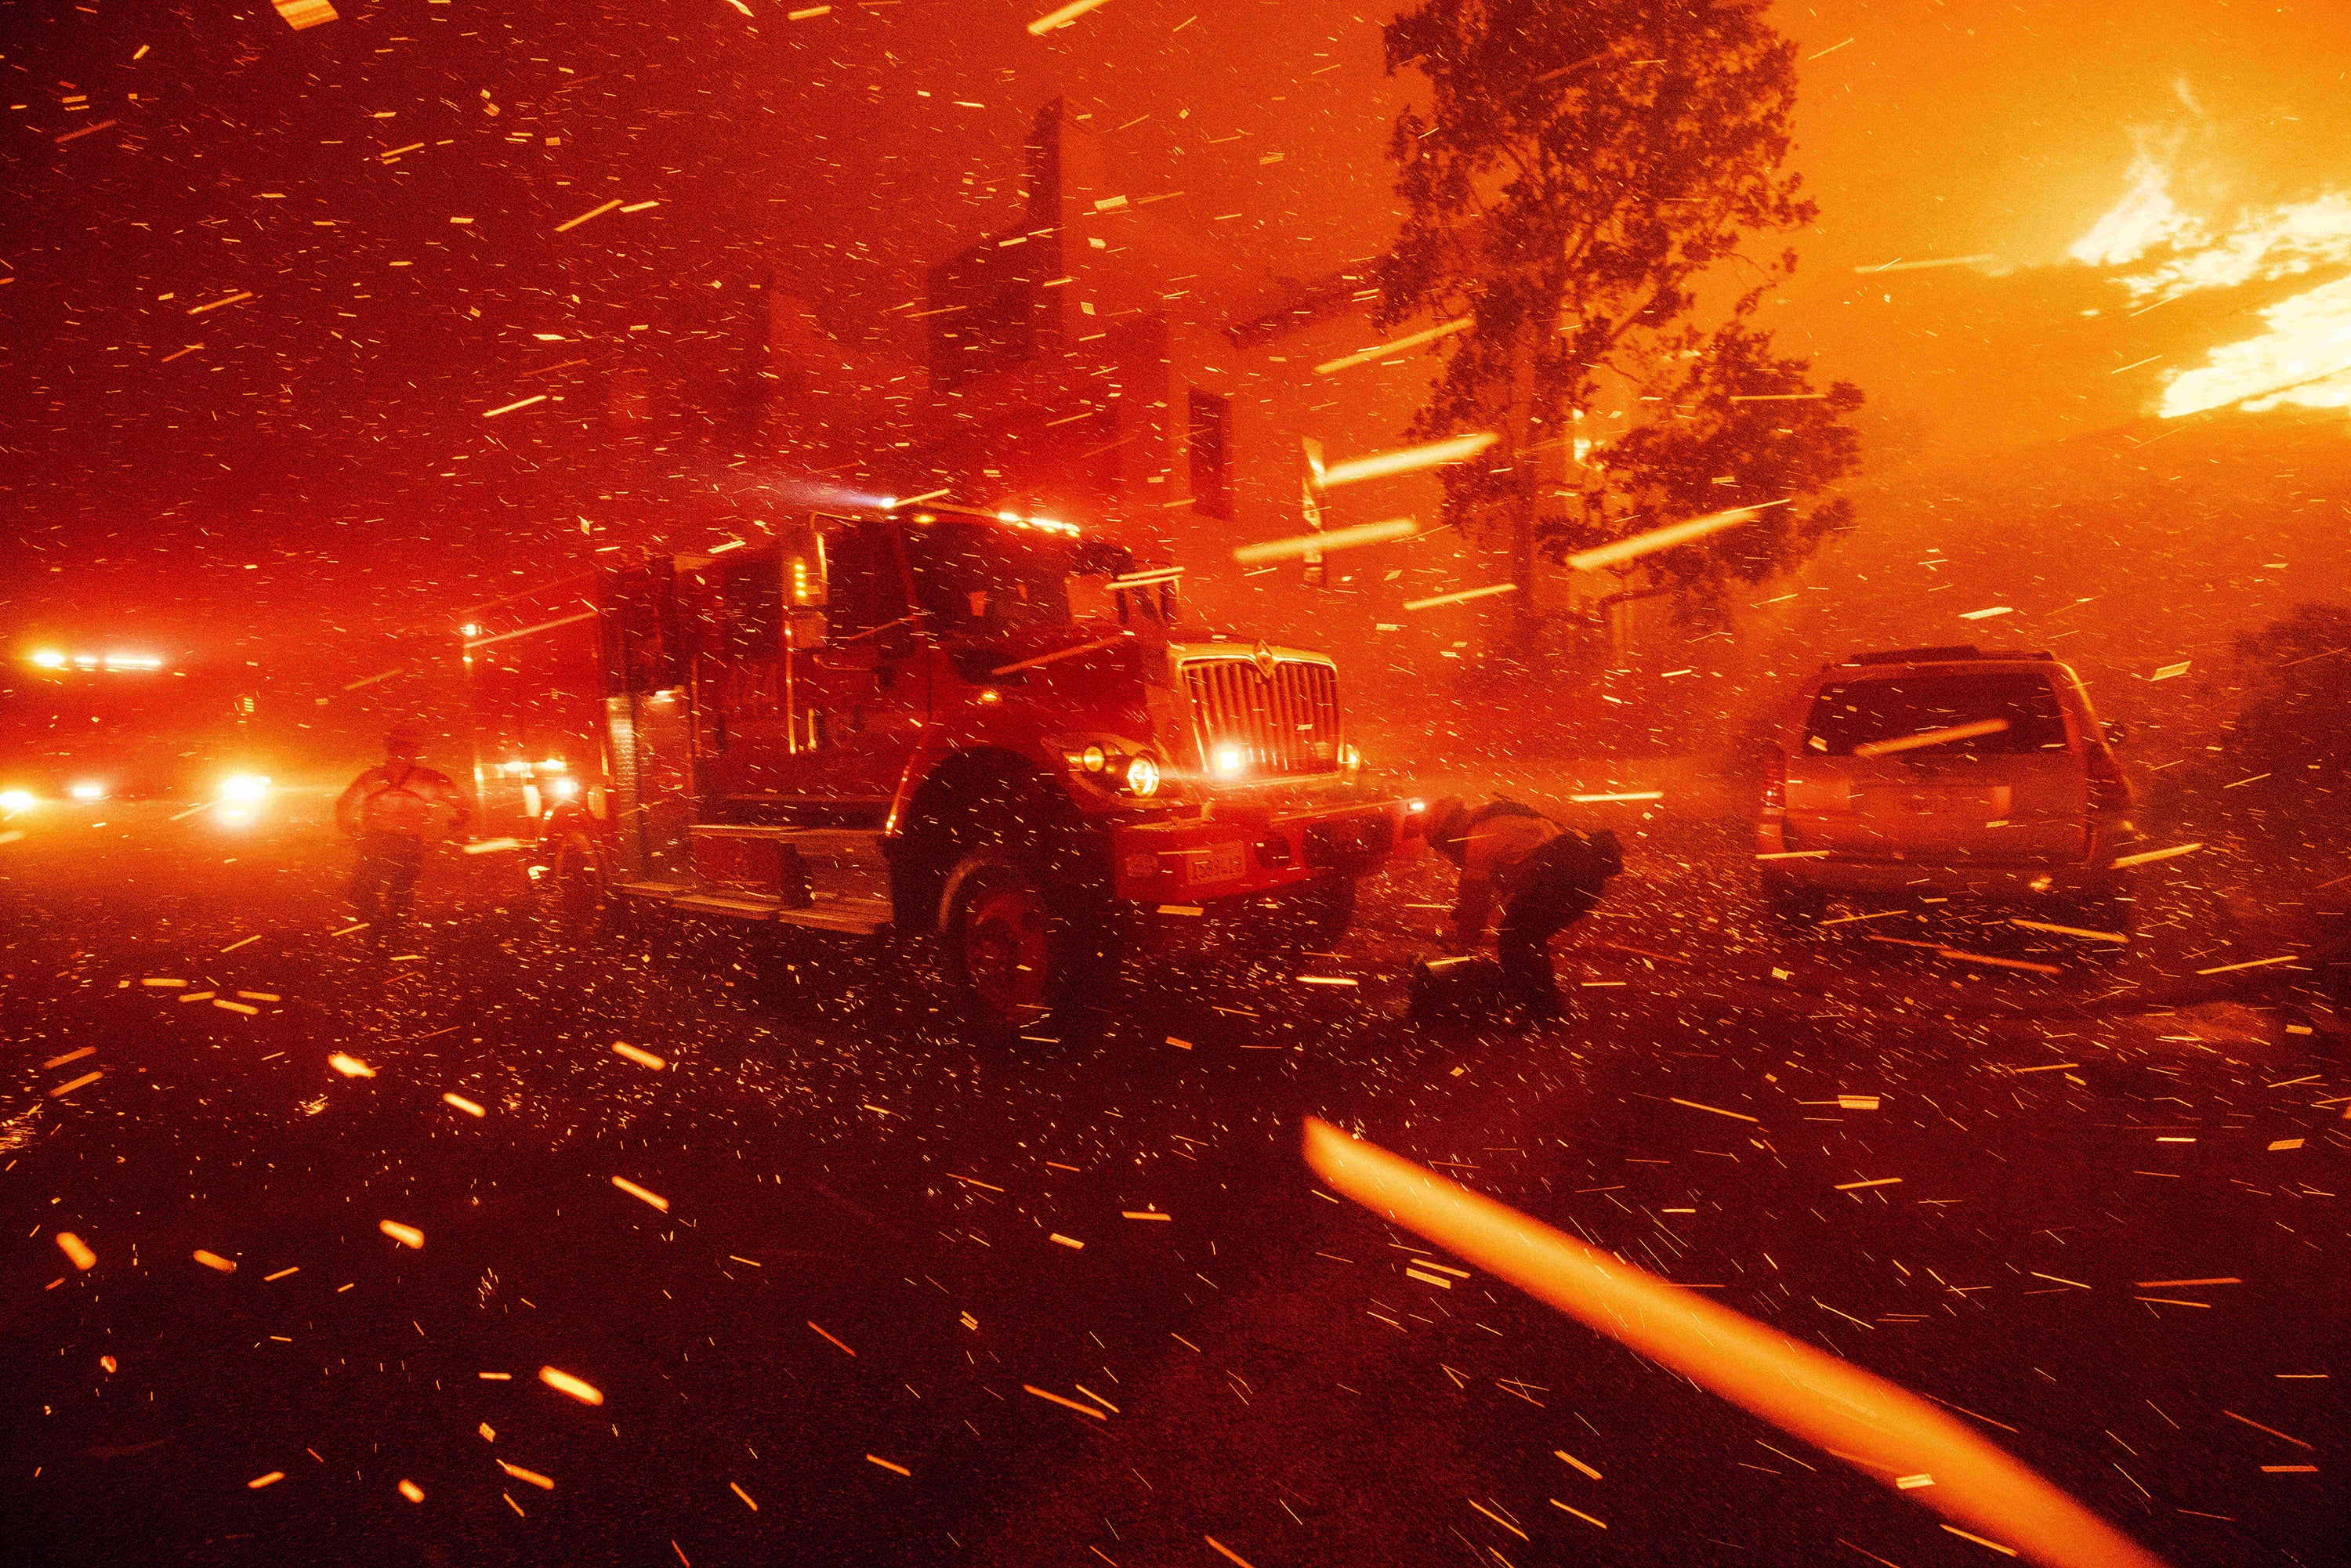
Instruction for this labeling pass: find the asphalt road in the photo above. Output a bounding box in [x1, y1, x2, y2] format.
[2, 793, 2345, 1568]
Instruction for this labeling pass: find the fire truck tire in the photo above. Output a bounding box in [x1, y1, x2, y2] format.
[943, 851, 1091, 1035]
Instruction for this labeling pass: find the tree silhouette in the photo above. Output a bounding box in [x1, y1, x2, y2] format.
[1377, 0, 1862, 643]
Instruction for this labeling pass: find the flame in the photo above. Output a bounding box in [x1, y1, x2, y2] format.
[2074, 154, 2351, 419]
[2068, 153, 2204, 269]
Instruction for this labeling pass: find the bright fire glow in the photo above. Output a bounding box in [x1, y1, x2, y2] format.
[220, 774, 270, 802]
[30, 650, 64, 668]
[2075, 156, 2351, 418]
[69, 781, 106, 802]
[1213, 746, 1246, 776]
[0, 790, 32, 813]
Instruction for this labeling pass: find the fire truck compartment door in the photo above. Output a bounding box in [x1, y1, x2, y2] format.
[769, 517, 924, 818]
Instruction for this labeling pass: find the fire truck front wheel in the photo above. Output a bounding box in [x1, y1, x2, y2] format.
[944, 852, 1089, 1034]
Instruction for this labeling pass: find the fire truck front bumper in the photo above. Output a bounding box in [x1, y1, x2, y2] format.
[1108, 795, 1427, 907]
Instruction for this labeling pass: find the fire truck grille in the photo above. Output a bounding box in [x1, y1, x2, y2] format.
[1182, 657, 1342, 776]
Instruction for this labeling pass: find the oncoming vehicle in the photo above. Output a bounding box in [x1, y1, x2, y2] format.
[0, 647, 278, 827]
[1755, 646, 2135, 929]
[462, 501, 1424, 1027]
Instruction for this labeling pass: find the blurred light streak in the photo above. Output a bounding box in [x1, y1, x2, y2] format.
[1313, 317, 1473, 375]
[1233, 516, 1417, 563]
[1027, 0, 1112, 34]
[1301, 1119, 2171, 1568]
[1566, 500, 1788, 574]
[1318, 432, 1498, 489]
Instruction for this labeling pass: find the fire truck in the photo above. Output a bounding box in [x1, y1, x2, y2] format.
[460, 501, 1423, 1027]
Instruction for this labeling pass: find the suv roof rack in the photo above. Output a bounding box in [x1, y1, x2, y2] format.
[1841, 646, 2052, 667]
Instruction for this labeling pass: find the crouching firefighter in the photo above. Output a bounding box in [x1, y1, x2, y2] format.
[1426, 797, 1624, 1017]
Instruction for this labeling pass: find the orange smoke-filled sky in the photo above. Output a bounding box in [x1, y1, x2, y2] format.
[812, 0, 2351, 458]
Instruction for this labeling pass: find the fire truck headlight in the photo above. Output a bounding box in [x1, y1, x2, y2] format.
[0, 789, 33, 814]
[1212, 746, 1246, 777]
[1081, 744, 1107, 774]
[1339, 743, 1363, 775]
[1121, 755, 1161, 798]
[69, 781, 106, 802]
[550, 777, 580, 801]
[220, 773, 270, 803]
[31, 650, 65, 668]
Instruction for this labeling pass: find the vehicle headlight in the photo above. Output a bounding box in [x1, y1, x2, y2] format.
[1213, 746, 1246, 777]
[0, 789, 33, 814]
[69, 781, 106, 802]
[1339, 742, 1363, 774]
[1121, 755, 1160, 798]
[1081, 744, 1107, 774]
[550, 776, 580, 800]
[220, 773, 270, 803]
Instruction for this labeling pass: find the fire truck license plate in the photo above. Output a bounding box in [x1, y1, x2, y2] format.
[1187, 841, 1247, 884]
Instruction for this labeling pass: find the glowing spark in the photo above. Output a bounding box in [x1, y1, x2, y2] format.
[1565, 501, 1789, 574]
[443, 1092, 486, 1117]
[1027, 0, 1111, 34]
[553, 199, 623, 234]
[497, 1459, 554, 1490]
[1023, 1384, 1109, 1419]
[1301, 1120, 2170, 1568]
[1318, 432, 1498, 489]
[612, 1041, 665, 1070]
[1853, 254, 2001, 273]
[328, 1053, 374, 1078]
[482, 394, 547, 420]
[56, 1233, 96, 1270]
[194, 1250, 237, 1273]
[1853, 719, 2009, 758]
[611, 1175, 670, 1212]
[1313, 317, 1473, 375]
[1233, 516, 1418, 563]
[398, 1479, 425, 1503]
[379, 1220, 425, 1249]
[2009, 918, 2128, 943]
[1403, 581, 1517, 611]
[271, 0, 337, 27]
[2111, 842, 2200, 868]
[538, 1367, 604, 1405]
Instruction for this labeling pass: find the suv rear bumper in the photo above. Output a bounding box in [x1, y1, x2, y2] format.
[1759, 853, 2128, 902]
[1110, 796, 1426, 904]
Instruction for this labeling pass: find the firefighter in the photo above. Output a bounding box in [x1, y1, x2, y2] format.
[1427, 796, 1623, 1016]
[335, 723, 469, 950]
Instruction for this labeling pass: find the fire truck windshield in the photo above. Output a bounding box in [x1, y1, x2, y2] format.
[904, 518, 1136, 636]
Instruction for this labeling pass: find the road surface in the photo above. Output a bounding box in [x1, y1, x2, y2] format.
[2, 793, 2343, 1567]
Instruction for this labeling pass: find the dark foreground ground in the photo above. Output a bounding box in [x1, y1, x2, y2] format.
[2, 788, 2346, 1568]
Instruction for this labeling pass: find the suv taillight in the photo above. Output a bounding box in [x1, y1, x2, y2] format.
[1761, 752, 1787, 813]
[2085, 747, 2128, 814]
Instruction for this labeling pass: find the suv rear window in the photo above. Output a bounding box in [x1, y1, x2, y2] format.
[1805, 672, 2070, 758]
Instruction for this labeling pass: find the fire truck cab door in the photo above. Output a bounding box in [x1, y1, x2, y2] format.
[780, 516, 924, 824]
